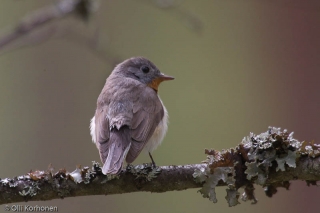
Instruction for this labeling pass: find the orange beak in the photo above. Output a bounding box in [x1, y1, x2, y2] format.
[148, 73, 174, 91]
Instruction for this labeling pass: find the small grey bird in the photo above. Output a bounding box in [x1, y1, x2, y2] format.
[90, 57, 174, 175]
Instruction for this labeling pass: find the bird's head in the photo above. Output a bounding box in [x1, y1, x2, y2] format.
[113, 57, 174, 91]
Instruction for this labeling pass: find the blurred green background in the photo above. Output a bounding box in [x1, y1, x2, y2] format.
[1, 0, 320, 212]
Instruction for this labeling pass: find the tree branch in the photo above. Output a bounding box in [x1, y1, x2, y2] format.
[0, 164, 206, 205]
[1, 127, 320, 206]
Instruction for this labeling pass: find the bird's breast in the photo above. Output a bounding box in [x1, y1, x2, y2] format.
[143, 98, 169, 153]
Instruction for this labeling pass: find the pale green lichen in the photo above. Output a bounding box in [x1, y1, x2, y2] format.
[193, 167, 207, 183]
[245, 162, 262, 180]
[0, 178, 18, 188]
[198, 167, 235, 203]
[196, 127, 303, 207]
[225, 185, 240, 207]
[243, 127, 299, 184]
[275, 150, 297, 172]
[127, 163, 162, 181]
[300, 143, 320, 157]
[19, 182, 40, 197]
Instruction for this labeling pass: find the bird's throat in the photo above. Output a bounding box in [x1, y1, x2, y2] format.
[147, 78, 163, 92]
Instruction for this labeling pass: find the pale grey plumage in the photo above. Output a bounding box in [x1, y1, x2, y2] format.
[90, 57, 173, 174]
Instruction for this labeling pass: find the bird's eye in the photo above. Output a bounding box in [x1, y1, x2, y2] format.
[141, 66, 150, 73]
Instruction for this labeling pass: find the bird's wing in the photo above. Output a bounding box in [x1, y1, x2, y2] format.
[94, 108, 110, 146]
[94, 100, 133, 174]
[94, 108, 111, 169]
[126, 87, 164, 163]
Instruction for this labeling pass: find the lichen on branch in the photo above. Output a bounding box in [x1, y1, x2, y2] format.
[1, 127, 320, 206]
[193, 127, 320, 206]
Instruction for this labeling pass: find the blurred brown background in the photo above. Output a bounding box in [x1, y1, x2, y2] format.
[0, 0, 320, 212]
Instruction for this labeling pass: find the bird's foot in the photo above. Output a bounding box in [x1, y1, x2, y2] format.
[148, 152, 157, 168]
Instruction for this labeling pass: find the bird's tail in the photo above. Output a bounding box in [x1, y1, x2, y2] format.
[100, 126, 131, 175]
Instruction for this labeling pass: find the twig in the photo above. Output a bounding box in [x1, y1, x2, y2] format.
[0, 0, 94, 52]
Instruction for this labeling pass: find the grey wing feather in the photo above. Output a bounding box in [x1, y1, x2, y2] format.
[126, 88, 164, 163]
[94, 108, 110, 164]
[94, 108, 131, 174]
[102, 127, 131, 174]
